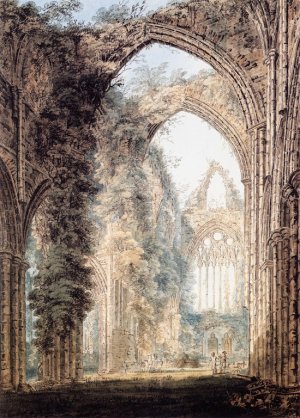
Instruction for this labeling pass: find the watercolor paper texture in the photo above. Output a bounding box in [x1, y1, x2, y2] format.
[0, 0, 299, 417]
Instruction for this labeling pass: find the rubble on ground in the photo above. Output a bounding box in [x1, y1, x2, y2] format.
[229, 378, 300, 417]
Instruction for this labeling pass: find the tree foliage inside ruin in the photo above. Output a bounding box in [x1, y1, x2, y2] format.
[93, 76, 194, 356]
[0, 1, 107, 353]
[3, 0, 198, 359]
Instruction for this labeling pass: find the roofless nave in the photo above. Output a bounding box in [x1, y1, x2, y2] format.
[0, 0, 300, 403]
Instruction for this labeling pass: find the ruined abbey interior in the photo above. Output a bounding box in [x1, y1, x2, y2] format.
[0, 0, 300, 416]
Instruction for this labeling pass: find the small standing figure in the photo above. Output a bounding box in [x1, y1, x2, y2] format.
[209, 352, 217, 375]
[222, 351, 227, 370]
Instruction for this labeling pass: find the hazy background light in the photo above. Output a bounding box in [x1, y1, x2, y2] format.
[118, 44, 213, 90]
[152, 112, 243, 208]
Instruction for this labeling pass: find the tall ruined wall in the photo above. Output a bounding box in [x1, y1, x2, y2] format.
[0, 16, 53, 389]
[245, 0, 300, 388]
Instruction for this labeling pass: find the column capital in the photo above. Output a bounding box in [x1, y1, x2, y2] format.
[268, 48, 277, 59]
[0, 251, 13, 261]
[268, 227, 290, 246]
[264, 49, 277, 65]
[282, 183, 298, 202]
[241, 177, 251, 185]
[289, 169, 300, 194]
[22, 259, 30, 270]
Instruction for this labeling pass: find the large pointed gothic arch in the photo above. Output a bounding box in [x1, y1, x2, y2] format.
[88, 255, 108, 295]
[182, 98, 249, 180]
[114, 15, 265, 129]
[148, 102, 249, 181]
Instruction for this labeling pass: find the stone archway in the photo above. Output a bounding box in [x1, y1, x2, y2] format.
[115, 15, 266, 128]
[148, 99, 250, 181]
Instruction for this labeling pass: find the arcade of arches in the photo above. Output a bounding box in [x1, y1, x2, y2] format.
[0, 0, 300, 393]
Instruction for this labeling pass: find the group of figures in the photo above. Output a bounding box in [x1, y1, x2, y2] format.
[209, 351, 228, 375]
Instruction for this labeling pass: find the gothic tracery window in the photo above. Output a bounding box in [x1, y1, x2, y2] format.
[196, 230, 244, 314]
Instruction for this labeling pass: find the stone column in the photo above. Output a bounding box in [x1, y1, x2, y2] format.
[264, 262, 273, 379]
[69, 328, 76, 380]
[276, 236, 283, 386]
[49, 350, 55, 382]
[212, 263, 216, 310]
[42, 354, 48, 380]
[289, 171, 300, 385]
[234, 262, 240, 311]
[205, 263, 209, 310]
[259, 261, 273, 380]
[107, 252, 114, 371]
[242, 179, 251, 309]
[98, 294, 107, 372]
[18, 260, 27, 388]
[269, 228, 289, 386]
[281, 229, 290, 387]
[224, 263, 230, 313]
[98, 305, 102, 373]
[218, 264, 222, 313]
[0, 253, 12, 390]
[269, 231, 280, 383]
[287, 192, 298, 386]
[64, 336, 70, 382]
[18, 88, 25, 203]
[279, 0, 288, 112]
[75, 320, 83, 381]
[12, 86, 25, 203]
[54, 334, 61, 383]
[267, 49, 277, 172]
[248, 128, 257, 375]
[198, 263, 202, 312]
[10, 257, 20, 389]
[257, 266, 263, 377]
[257, 125, 267, 256]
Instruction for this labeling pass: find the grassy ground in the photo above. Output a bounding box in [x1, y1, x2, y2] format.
[0, 372, 286, 418]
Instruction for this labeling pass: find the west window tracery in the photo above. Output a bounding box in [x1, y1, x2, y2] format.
[196, 230, 244, 314]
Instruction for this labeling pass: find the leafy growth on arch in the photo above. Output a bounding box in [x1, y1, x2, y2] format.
[93, 0, 147, 26]
[92, 73, 194, 357]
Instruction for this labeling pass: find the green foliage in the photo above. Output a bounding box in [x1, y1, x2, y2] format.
[93, 0, 146, 26]
[29, 154, 97, 351]
[128, 62, 188, 97]
[13, 3, 103, 354]
[93, 81, 193, 356]
[0, 0, 81, 30]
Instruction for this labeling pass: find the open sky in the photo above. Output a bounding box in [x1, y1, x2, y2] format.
[19, 0, 171, 22]
[20, 0, 244, 205]
[152, 112, 241, 207]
